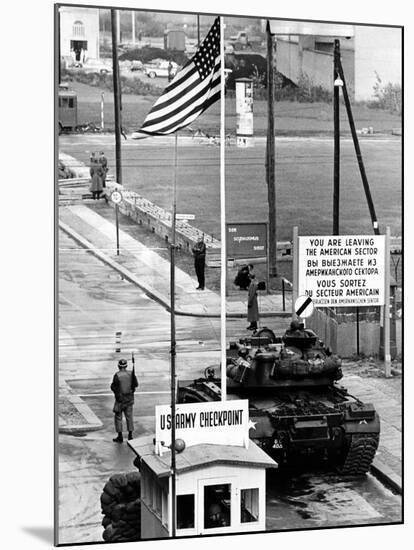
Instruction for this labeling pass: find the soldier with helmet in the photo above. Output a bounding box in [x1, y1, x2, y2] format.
[110, 358, 139, 443]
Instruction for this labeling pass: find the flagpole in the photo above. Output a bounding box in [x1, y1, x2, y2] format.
[170, 131, 178, 537]
[220, 16, 227, 401]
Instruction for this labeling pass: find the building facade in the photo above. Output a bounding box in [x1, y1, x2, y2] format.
[60, 5, 100, 63]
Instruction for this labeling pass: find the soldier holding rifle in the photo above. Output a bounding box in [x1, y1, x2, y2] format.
[110, 353, 139, 443]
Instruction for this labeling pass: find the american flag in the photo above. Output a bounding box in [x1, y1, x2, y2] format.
[137, 17, 221, 136]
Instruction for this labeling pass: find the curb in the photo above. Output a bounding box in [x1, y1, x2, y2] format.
[59, 381, 104, 435]
[59, 219, 291, 319]
[370, 458, 402, 495]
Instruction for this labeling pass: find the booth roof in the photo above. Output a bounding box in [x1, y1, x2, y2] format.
[128, 436, 277, 478]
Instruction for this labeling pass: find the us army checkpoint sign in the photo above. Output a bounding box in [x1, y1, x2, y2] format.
[298, 235, 386, 307]
[155, 400, 250, 455]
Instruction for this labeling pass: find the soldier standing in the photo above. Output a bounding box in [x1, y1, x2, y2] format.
[192, 235, 206, 290]
[110, 359, 139, 443]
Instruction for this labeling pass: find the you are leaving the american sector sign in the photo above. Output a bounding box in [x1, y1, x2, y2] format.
[298, 235, 386, 307]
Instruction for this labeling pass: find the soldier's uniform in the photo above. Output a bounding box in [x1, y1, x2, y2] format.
[111, 359, 138, 442]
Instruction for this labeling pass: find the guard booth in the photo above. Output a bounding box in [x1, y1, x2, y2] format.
[128, 400, 277, 538]
[58, 84, 78, 130]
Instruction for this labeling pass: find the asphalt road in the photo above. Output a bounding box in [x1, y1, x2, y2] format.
[59, 133, 402, 240]
[58, 229, 401, 544]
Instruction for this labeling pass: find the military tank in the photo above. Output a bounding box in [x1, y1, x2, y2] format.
[178, 322, 380, 475]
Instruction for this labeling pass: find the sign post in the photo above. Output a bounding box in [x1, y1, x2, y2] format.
[111, 189, 122, 255]
[384, 227, 391, 377]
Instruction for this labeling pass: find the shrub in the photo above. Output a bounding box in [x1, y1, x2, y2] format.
[369, 72, 401, 115]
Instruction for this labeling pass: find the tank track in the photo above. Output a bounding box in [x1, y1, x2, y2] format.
[338, 433, 380, 475]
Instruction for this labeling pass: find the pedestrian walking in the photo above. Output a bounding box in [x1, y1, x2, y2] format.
[246, 274, 259, 331]
[110, 358, 139, 443]
[192, 235, 206, 290]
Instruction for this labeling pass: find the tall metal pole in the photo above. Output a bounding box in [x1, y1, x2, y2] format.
[266, 22, 277, 277]
[197, 15, 200, 45]
[337, 58, 380, 235]
[57, 6, 61, 84]
[333, 39, 340, 235]
[111, 9, 122, 185]
[220, 17, 227, 401]
[131, 11, 136, 46]
[170, 133, 178, 537]
[384, 227, 391, 377]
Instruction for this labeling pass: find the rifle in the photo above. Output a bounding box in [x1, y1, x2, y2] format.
[131, 351, 138, 391]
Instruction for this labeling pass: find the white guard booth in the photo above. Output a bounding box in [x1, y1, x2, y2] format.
[128, 399, 277, 538]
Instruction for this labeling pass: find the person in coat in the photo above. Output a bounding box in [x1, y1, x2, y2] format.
[99, 151, 108, 188]
[110, 359, 139, 443]
[192, 235, 206, 290]
[247, 274, 259, 331]
[234, 263, 253, 290]
[90, 162, 104, 199]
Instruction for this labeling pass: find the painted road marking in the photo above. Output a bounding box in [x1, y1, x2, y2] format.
[295, 295, 314, 318]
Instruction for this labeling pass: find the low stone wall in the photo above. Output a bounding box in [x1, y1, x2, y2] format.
[111, 189, 222, 266]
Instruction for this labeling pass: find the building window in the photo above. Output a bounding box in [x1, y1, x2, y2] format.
[240, 488, 259, 523]
[204, 483, 231, 529]
[177, 494, 195, 530]
[73, 20, 85, 37]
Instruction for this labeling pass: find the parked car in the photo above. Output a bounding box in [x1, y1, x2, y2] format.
[144, 60, 178, 78]
[130, 60, 144, 72]
[80, 60, 113, 75]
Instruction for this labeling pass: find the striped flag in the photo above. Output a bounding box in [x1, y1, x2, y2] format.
[136, 17, 221, 136]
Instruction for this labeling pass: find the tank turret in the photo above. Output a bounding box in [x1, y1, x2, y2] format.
[226, 325, 342, 389]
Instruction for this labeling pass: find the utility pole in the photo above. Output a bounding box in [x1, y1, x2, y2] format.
[57, 6, 61, 84]
[336, 57, 380, 235]
[111, 9, 122, 185]
[333, 39, 341, 236]
[266, 22, 277, 277]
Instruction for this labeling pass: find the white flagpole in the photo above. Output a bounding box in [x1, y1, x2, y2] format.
[220, 16, 227, 401]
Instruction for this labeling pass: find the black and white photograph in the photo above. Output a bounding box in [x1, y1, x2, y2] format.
[3, 0, 407, 548]
[54, 1, 404, 546]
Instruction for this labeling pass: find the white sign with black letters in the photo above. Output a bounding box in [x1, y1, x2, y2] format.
[155, 400, 249, 455]
[298, 235, 386, 307]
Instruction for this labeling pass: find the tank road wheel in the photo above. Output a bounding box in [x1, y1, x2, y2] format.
[337, 433, 380, 476]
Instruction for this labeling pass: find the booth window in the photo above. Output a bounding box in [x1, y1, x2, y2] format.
[241, 488, 259, 523]
[177, 494, 195, 529]
[153, 482, 162, 516]
[204, 483, 231, 529]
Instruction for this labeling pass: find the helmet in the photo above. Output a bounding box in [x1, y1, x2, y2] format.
[118, 359, 128, 368]
[290, 320, 301, 331]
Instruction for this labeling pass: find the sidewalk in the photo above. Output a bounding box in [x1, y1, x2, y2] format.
[59, 203, 292, 319]
[341, 370, 402, 493]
